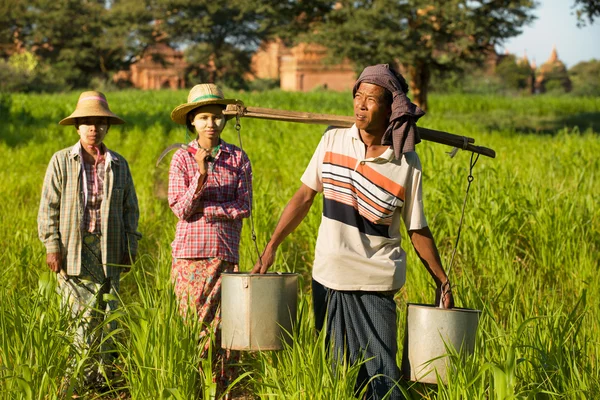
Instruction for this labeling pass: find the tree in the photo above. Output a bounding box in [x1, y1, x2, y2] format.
[307, 0, 537, 111]
[102, 0, 162, 73]
[0, 0, 157, 89]
[572, 0, 600, 26]
[146, 0, 332, 88]
[569, 59, 600, 96]
[22, 0, 111, 87]
[0, 0, 30, 58]
[495, 54, 534, 92]
[0, 0, 333, 90]
[152, 0, 267, 86]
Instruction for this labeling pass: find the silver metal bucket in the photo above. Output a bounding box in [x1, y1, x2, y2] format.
[401, 303, 480, 384]
[221, 272, 298, 351]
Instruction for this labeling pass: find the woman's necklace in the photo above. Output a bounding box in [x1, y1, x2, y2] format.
[197, 141, 221, 171]
[197, 142, 221, 158]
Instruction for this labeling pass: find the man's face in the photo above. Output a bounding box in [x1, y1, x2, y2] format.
[353, 83, 391, 134]
[76, 117, 109, 148]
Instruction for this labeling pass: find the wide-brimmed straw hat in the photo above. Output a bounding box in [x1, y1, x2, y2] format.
[59, 91, 125, 125]
[171, 83, 237, 125]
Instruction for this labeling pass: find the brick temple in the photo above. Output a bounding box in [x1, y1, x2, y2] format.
[251, 39, 356, 92]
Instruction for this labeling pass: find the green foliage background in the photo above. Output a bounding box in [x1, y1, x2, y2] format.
[0, 90, 599, 398]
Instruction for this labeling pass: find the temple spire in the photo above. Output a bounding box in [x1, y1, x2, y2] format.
[548, 44, 558, 63]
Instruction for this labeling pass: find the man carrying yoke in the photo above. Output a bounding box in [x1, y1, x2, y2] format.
[253, 64, 454, 399]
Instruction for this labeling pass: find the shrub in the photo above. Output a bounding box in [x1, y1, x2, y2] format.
[569, 59, 600, 96]
[0, 91, 12, 117]
[247, 78, 280, 92]
[0, 52, 69, 93]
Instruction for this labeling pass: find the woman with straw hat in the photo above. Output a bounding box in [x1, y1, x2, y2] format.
[37, 91, 141, 393]
[168, 83, 252, 397]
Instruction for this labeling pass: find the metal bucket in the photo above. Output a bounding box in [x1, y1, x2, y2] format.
[221, 272, 298, 351]
[401, 303, 480, 384]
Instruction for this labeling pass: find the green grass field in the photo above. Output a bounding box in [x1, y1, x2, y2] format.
[0, 90, 598, 399]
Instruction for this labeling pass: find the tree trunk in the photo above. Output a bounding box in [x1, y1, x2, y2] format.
[208, 64, 216, 83]
[407, 61, 431, 112]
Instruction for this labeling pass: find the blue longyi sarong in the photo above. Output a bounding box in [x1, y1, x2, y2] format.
[312, 279, 403, 400]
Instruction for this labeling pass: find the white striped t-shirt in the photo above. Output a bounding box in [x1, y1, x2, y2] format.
[301, 124, 428, 291]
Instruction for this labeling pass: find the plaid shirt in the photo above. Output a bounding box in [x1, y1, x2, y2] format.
[82, 149, 105, 233]
[168, 139, 252, 263]
[38, 141, 142, 278]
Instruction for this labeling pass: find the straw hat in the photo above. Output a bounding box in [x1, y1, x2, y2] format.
[171, 83, 237, 125]
[59, 91, 125, 125]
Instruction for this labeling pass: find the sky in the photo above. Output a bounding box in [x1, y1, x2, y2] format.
[497, 0, 600, 69]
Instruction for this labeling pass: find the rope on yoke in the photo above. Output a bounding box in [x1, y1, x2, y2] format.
[234, 105, 263, 268]
[446, 135, 470, 158]
[447, 151, 480, 278]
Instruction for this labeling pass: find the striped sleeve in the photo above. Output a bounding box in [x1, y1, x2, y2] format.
[401, 153, 428, 231]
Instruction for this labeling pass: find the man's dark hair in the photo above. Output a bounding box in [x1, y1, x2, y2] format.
[383, 67, 409, 106]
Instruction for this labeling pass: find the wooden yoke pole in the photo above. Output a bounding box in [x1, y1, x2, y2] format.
[224, 104, 496, 158]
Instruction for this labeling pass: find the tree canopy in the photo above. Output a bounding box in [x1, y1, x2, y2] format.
[572, 0, 600, 26]
[305, 0, 537, 110]
[495, 54, 534, 93]
[0, 0, 158, 89]
[0, 0, 553, 99]
[569, 59, 600, 95]
[0, 0, 333, 90]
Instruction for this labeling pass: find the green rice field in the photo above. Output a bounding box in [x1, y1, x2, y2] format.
[0, 90, 598, 399]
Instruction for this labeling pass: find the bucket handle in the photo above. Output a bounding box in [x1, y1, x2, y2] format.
[438, 280, 452, 308]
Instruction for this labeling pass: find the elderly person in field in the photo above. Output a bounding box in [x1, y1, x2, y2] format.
[168, 83, 252, 397]
[37, 91, 141, 391]
[253, 64, 454, 399]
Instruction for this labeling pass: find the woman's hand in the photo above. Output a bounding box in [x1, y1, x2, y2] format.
[195, 146, 210, 175]
[46, 252, 62, 273]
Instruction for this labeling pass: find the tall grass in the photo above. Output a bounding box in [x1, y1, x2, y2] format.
[0, 90, 598, 398]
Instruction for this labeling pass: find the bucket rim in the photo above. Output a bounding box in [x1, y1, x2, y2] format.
[406, 303, 481, 314]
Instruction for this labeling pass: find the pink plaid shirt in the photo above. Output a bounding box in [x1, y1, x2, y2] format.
[168, 139, 252, 263]
[82, 153, 105, 233]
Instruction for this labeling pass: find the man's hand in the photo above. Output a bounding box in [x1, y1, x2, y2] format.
[46, 252, 62, 273]
[251, 245, 276, 274]
[409, 227, 454, 309]
[251, 184, 317, 274]
[435, 280, 455, 309]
